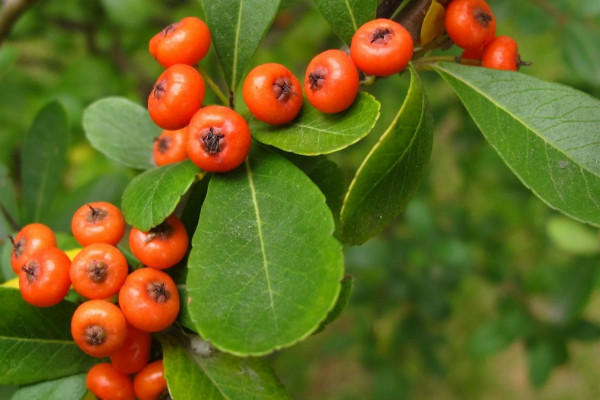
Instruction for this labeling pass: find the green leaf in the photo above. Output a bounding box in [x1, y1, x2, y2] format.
[251, 92, 380, 155]
[186, 146, 344, 356]
[10, 374, 87, 400]
[198, 0, 281, 91]
[313, 275, 353, 334]
[549, 259, 598, 325]
[570, 319, 600, 341]
[122, 160, 201, 231]
[468, 304, 529, 358]
[284, 153, 345, 226]
[433, 62, 600, 227]
[527, 339, 566, 387]
[340, 67, 433, 245]
[312, 0, 377, 44]
[0, 288, 96, 385]
[160, 334, 292, 400]
[22, 102, 69, 223]
[83, 97, 160, 170]
[546, 216, 600, 255]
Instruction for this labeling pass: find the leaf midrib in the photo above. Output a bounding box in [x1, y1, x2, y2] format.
[244, 159, 277, 327]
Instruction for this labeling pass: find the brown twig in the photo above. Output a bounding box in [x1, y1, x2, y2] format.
[0, 0, 41, 46]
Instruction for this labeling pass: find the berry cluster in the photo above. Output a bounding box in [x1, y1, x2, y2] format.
[10, 201, 184, 399]
[147, 17, 251, 173]
[149, 16, 417, 171]
[445, 0, 526, 70]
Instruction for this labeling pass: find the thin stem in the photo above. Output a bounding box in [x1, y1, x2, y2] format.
[198, 66, 229, 107]
[0, 0, 41, 47]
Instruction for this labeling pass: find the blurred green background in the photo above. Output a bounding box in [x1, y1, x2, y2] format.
[1, 0, 599, 399]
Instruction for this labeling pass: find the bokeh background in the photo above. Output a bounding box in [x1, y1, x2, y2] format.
[0, 0, 599, 399]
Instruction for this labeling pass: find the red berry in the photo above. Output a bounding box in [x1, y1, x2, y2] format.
[482, 35, 522, 71]
[304, 49, 359, 114]
[242, 63, 303, 125]
[350, 18, 414, 77]
[445, 0, 496, 50]
[148, 64, 205, 130]
[149, 16, 211, 68]
[186, 105, 252, 173]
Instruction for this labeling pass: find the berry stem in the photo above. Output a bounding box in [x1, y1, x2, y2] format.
[198, 66, 229, 107]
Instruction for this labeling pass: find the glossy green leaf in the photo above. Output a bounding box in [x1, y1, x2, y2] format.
[22, 102, 69, 223]
[11, 374, 87, 400]
[198, 0, 281, 91]
[83, 97, 160, 170]
[186, 147, 344, 355]
[0, 288, 96, 385]
[122, 160, 201, 231]
[251, 93, 381, 155]
[433, 62, 600, 227]
[340, 67, 433, 245]
[313, 275, 353, 334]
[546, 216, 599, 255]
[312, 0, 377, 44]
[160, 334, 292, 400]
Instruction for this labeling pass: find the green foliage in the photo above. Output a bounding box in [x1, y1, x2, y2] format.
[22, 102, 69, 224]
[251, 92, 381, 155]
[433, 62, 600, 227]
[122, 160, 200, 231]
[1, 0, 599, 398]
[186, 147, 344, 355]
[9, 374, 87, 400]
[160, 334, 292, 399]
[198, 0, 282, 91]
[312, 0, 377, 44]
[0, 288, 96, 385]
[340, 66, 433, 245]
[83, 97, 160, 170]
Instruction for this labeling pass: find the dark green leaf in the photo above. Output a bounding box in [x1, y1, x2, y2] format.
[563, 22, 600, 87]
[468, 321, 516, 359]
[83, 97, 160, 170]
[549, 259, 598, 325]
[251, 92, 380, 155]
[340, 67, 433, 245]
[313, 275, 353, 334]
[199, 0, 281, 91]
[186, 147, 344, 356]
[22, 102, 69, 223]
[10, 374, 87, 400]
[312, 0, 377, 44]
[122, 160, 201, 231]
[469, 304, 529, 358]
[433, 62, 600, 227]
[570, 319, 600, 341]
[160, 334, 292, 400]
[527, 339, 566, 387]
[0, 288, 96, 385]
